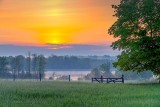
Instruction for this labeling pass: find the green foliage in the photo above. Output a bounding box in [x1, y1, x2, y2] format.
[0, 81, 160, 107]
[108, 0, 160, 75]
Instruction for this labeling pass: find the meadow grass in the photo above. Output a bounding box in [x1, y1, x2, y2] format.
[0, 81, 160, 107]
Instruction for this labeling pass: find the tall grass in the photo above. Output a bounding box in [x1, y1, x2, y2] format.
[0, 81, 160, 107]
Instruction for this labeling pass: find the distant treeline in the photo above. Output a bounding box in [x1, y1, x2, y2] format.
[46, 55, 114, 70]
[0, 55, 114, 79]
[0, 55, 153, 80]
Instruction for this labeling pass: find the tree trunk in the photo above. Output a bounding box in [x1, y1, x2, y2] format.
[39, 73, 42, 82]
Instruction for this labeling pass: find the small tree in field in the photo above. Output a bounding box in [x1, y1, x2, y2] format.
[91, 68, 101, 78]
[108, 0, 160, 77]
[99, 63, 111, 77]
[15, 55, 25, 79]
[32, 54, 38, 79]
[37, 55, 46, 81]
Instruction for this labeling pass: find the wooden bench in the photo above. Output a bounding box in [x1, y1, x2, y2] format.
[92, 75, 124, 83]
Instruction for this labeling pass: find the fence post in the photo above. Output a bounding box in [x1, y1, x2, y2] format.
[69, 75, 71, 82]
[101, 75, 103, 83]
[122, 75, 124, 83]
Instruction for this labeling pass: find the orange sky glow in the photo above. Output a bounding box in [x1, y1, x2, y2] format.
[0, 0, 120, 47]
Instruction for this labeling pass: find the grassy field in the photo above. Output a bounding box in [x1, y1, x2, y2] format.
[0, 81, 160, 107]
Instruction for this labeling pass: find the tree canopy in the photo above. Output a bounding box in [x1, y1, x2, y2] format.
[108, 0, 160, 75]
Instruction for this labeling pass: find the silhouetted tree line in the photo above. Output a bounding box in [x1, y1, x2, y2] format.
[0, 54, 153, 81]
[0, 54, 46, 81]
[46, 55, 113, 70]
[0, 54, 114, 80]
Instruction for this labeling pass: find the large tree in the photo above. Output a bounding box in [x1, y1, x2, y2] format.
[108, 0, 160, 76]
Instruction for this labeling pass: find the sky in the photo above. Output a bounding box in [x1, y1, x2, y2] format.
[0, 0, 120, 56]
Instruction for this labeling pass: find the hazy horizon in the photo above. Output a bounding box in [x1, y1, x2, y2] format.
[0, 44, 120, 56]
